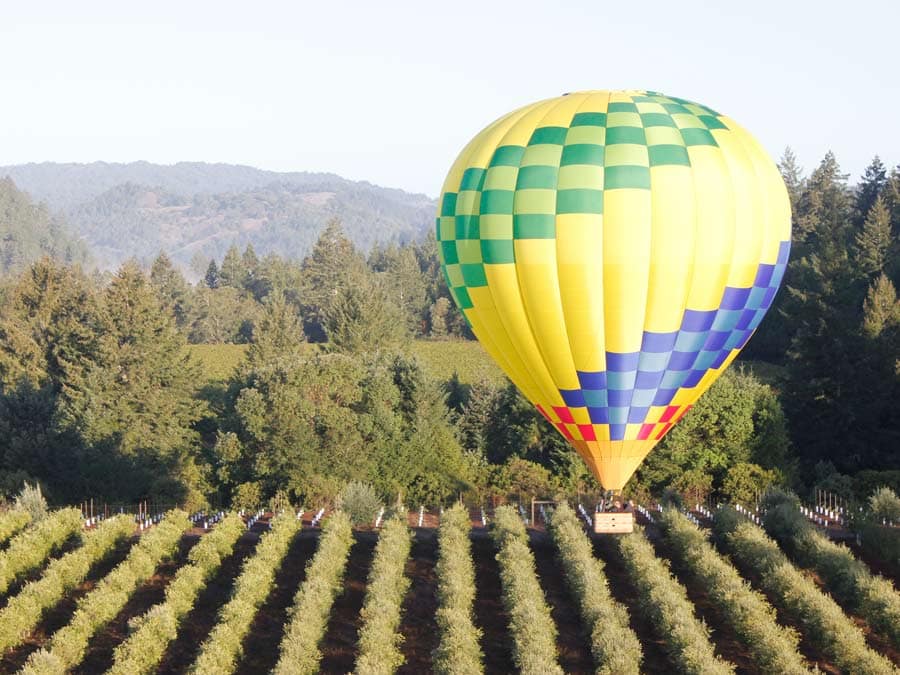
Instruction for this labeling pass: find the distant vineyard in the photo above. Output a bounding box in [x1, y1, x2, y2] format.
[187, 339, 507, 388]
[1, 502, 896, 674]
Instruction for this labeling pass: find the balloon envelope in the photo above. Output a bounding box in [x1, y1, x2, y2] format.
[436, 90, 791, 490]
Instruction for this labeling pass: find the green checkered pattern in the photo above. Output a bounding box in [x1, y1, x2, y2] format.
[436, 91, 730, 309]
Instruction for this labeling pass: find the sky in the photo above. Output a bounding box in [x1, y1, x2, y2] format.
[1, 0, 896, 197]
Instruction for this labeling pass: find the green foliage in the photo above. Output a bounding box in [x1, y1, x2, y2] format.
[0, 178, 87, 276]
[23, 510, 190, 674]
[658, 508, 809, 674]
[14, 481, 48, 522]
[870, 487, 900, 522]
[355, 516, 413, 674]
[432, 504, 483, 675]
[337, 482, 383, 527]
[634, 369, 791, 496]
[490, 505, 562, 675]
[0, 506, 82, 594]
[0, 507, 30, 544]
[191, 513, 301, 674]
[0, 514, 133, 652]
[759, 490, 900, 650]
[549, 503, 642, 674]
[720, 462, 778, 505]
[714, 506, 896, 674]
[274, 510, 354, 675]
[617, 526, 734, 675]
[109, 513, 245, 675]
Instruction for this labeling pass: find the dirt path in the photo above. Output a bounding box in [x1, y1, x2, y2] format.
[73, 534, 198, 674]
[590, 533, 676, 674]
[0, 535, 136, 672]
[469, 528, 515, 675]
[318, 530, 377, 674]
[528, 530, 594, 674]
[157, 531, 260, 673]
[234, 528, 320, 675]
[397, 528, 439, 675]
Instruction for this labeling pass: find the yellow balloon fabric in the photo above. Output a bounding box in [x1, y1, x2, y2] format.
[436, 90, 791, 490]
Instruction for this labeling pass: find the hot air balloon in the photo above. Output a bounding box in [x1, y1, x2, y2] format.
[436, 90, 790, 495]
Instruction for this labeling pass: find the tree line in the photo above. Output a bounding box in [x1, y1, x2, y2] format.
[0, 149, 896, 509]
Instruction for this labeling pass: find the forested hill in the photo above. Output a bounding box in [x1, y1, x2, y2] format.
[0, 162, 437, 270]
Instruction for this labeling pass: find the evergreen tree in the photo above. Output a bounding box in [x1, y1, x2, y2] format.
[862, 273, 900, 338]
[779, 146, 804, 217]
[246, 290, 305, 369]
[429, 297, 450, 337]
[218, 244, 245, 289]
[299, 219, 365, 341]
[323, 269, 408, 353]
[149, 251, 190, 329]
[204, 259, 219, 289]
[855, 197, 892, 278]
[855, 156, 888, 225]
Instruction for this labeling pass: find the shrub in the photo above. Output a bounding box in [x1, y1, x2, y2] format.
[0, 507, 83, 594]
[109, 513, 245, 675]
[617, 527, 734, 675]
[870, 487, 900, 523]
[432, 504, 483, 675]
[0, 508, 30, 545]
[759, 490, 900, 651]
[0, 515, 133, 653]
[232, 481, 262, 511]
[338, 481, 383, 526]
[658, 508, 809, 674]
[191, 513, 301, 674]
[273, 510, 354, 675]
[22, 510, 190, 674]
[490, 505, 562, 675]
[714, 506, 895, 675]
[549, 502, 642, 675]
[355, 516, 412, 674]
[14, 482, 48, 522]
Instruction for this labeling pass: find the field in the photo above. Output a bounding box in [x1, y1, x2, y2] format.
[1, 504, 897, 675]
[187, 340, 778, 390]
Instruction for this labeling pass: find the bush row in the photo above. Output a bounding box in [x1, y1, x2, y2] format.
[617, 526, 734, 674]
[108, 512, 246, 675]
[714, 506, 896, 675]
[0, 508, 31, 545]
[191, 513, 302, 674]
[658, 508, 811, 674]
[273, 510, 354, 675]
[761, 490, 900, 650]
[490, 505, 562, 675]
[22, 510, 190, 674]
[548, 503, 642, 675]
[354, 516, 413, 675]
[0, 507, 83, 594]
[432, 504, 483, 675]
[0, 514, 133, 652]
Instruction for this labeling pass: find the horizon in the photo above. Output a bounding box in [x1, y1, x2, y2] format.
[1, 1, 897, 197]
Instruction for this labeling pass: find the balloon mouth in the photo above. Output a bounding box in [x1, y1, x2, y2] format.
[570, 439, 659, 491]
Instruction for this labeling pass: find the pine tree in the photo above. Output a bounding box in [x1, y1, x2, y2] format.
[323, 270, 408, 353]
[204, 259, 219, 289]
[300, 219, 366, 341]
[862, 273, 900, 338]
[246, 290, 305, 369]
[429, 297, 450, 337]
[855, 156, 888, 225]
[855, 196, 892, 277]
[779, 146, 804, 217]
[149, 251, 190, 328]
[218, 244, 245, 289]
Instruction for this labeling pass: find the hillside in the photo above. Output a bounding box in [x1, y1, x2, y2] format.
[0, 162, 437, 270]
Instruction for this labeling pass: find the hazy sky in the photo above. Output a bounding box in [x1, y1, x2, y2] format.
[1, 1, 896, 196]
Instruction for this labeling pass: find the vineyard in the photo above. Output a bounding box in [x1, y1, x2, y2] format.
[0, 502, 897, 674]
